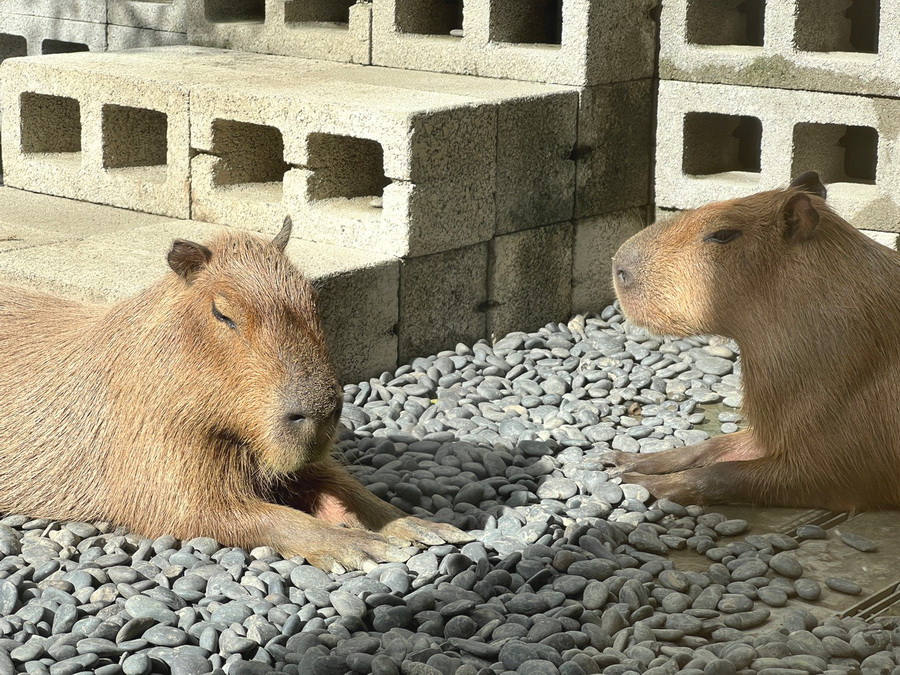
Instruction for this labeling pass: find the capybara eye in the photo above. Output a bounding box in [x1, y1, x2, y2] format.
[211, 301, 236, 330]
[705, 229, 742, 244]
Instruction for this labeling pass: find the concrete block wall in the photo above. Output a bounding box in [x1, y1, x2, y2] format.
[655, 0, 900, 241]
[0, 0, 657, 377]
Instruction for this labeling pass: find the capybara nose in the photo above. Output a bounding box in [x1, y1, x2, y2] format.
[615, 266, 630, 287]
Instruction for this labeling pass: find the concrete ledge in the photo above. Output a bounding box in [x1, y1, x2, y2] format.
[186, 0, 372, 64]
[656, 79, 900, 232]
[372, 0, 656, 87]
[660, 0, 900, 97]
[107, 26, 188, 51]
[0, 187, 398, 383]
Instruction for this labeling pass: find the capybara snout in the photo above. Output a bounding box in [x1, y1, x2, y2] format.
[0, 216, 471, 571]
[606, 171, 900, 511]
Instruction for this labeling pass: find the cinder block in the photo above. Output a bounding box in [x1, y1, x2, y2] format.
[107, 26, 188, 51]
[659, 0, 900, 97]
[576, 79, 653, 219]
[108, 0, 187, 33]
[572, 208, 646, 314]
[398, 242, 488, 362]
[282, 64, 578, 236]
[186, 0, 371, 64]
[0, 0, 105, 23]
[1, 50, 190, 218]
[656, 79, 900, 232]
[372, 0, 656, 87]
[488, 221, 573, 340]
[0, 12, 106, 56]
[0, 190, 400, 382]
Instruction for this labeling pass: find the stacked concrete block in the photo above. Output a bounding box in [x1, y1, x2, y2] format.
[656, 80, 900, 232]
[371, 0, 656, 87]
[1, 51, 191, 218]
[659, 0, 900, 97]
[186, 0, 371, 63]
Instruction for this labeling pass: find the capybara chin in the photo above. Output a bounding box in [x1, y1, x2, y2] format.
[0, 218, 470, 572]
[605, 171, 900, 511]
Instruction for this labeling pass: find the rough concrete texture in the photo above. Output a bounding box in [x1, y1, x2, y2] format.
[0, 12, 106, 57]
[107, 26, 188, 51]
[0, 0, 105, 23]
[398, 242, 488, 364]
[108, 0, 186, 33]
[660, 0, 900, 97]
[488, 221, 573, 340]
[572, 208, 646, 314]
[187, 0, 371, 64]
[1, 51, 191, 218]
[576, 79, 653, 219]
[0, 186, 399, 383]
[862, 229, 900, 250]
[372, 0, 656, 87]
[281, 64, 580, 236]
[656, 79, 900, 232]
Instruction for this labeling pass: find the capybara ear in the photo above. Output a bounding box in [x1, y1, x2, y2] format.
[783, 192, 820, 242]
[167, 239, 212, 283]
[272, 216, 292, 252]
[789, 171, 827, 200]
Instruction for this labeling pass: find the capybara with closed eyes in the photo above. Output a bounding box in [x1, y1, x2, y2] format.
[0, 218, 470, 571]
[605, 171, 900, 511]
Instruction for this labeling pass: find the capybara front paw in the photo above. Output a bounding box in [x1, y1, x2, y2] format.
[622, 472, 700, 505]
[379, 516, 474, 547]
[294, 528, 418, 573]
[598, 451, 641, 476]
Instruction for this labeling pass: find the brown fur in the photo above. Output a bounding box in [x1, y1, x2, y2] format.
[0, 220, 470, 571]
[606, 172, 900, 511]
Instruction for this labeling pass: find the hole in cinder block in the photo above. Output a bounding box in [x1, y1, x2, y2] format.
[41, 39, 90, 54]
[792, 123, 878, 185]
[284, 0, 354, 25]
[686, 0, 765, 46]
[682, 113, 762, 176]
[306, 134, 391, 206]
[0, 34, 27, 63]
[795, 0, 879, 54]
[395, 0, 464, 37]
[204, 0, 265, 23]
[102, 105, 168, 170]
[490, 0, 563, 45]
[20, 93, 81, 154]
[210, 120, 290, 198]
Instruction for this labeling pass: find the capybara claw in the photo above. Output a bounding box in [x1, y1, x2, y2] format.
[622, 472, 697, 505]
[380, 516, 474, 547]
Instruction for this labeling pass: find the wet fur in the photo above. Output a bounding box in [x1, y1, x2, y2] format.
[609, 178, 900, 510]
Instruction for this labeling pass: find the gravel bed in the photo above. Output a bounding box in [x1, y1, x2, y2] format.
[0, 304, 897, 675]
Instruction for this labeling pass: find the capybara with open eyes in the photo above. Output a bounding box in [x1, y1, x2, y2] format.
[604, 171, 900, 511]
[0, 218, 470, 571]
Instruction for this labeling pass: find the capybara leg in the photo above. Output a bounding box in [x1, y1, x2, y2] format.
[201, 502, 414, 572]
[622, 458, 849, 510]
[602, 431, 760, 476]
[282, 459, 473, 546]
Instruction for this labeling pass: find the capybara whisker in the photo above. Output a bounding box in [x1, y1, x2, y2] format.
[0, 216, 472, 571]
